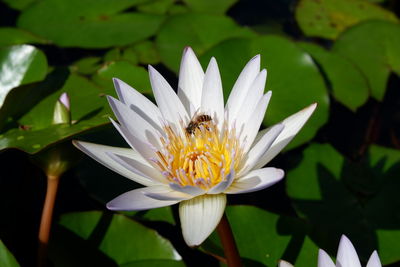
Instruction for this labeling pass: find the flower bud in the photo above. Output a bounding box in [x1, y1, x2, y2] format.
[52, 92, 71, 125]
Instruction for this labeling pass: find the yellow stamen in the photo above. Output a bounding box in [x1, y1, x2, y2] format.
[153, 118, 243, 190]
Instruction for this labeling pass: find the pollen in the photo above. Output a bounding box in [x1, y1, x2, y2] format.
[152, 118, 244, 190]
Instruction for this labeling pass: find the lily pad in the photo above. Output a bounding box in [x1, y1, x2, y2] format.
[333, 20, 400, 101]
[0, 45, 48, 108]
[0, 240, 19, 267]
[182, 0, 238, 14]
[70, 57, 102, 75]
[131, 41, 160, 65]
[92, 61, 152, 94]
[201, 36, 329, 150]
[295, 0, 398, 39]
[0, 68, 67, 132]
[17, 0, 164, 48]
[137, 0, 175, 15]
[156, 13, 255, 72]
[51, 211, 183, 266]
[298, 42, 369, 111]
[0, 28, 48, 46]
[286, 143, 400, 264]
[0, 73, 115, 154]
[121, 260, 185, 267]
[205, 206, 319, 267]
[2, 0, 37, 10]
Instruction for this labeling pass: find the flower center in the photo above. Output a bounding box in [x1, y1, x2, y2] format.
[152, 117, 243, 190]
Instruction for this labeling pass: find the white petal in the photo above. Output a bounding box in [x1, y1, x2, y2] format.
[318, 249, 335, 267]
[226, 55, 260, 121]
[109, 118, 156, 161]
[113, 78, 163, 133]
[149, 65, 189, 129]
[241, 93, 272, 153]
[178, 47, 205, 116]
[201, 57, 224, 128]
[225, 167, 284, 194]
[179, 194, 226, 246]
[208, 169, 235, 194]
[107, 186, 178, 211]
[279, 260, 294, 267]
[238, 123, 284, 176]
[169, 183, 205, 196]
[252, 128, 268, 148]
[366, 251, 382, 267]
[336, 235, 362, 267]
[144, 188, 193, 201]
[106, 152, 166, 184]
[234, 70, 267, 131]
[107, 96, 162, 148]
[73, 140, 156, 187]
[252, 103, 317, 170]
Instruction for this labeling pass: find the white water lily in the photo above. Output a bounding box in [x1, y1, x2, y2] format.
[73, 47, 316, 246]
[279, 235, 382, 267]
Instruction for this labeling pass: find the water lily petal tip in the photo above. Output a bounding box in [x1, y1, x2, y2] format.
[338, 234, 355, 252]
[339, 234, 350, 243]
[183, 46, 193, 53]
[105, 201, 115, 210]
[147, 64, 155, 72]
[367, 250, 382, 267]
[278, 260, 294, 267]
[59, 92, 70, 108]
[71, 140, 82, 151]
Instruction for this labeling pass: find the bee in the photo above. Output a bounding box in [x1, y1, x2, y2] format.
[185, 113, 212, 135]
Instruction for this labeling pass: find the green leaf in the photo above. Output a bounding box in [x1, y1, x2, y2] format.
[138, 207, 176, 225]
[286, 143, 400, 264]
[182, 0, 238, 14]
[2, 0, 37, 10]
[103, 48, 122, 62]
[0, 240, 20, 267]
[137, 0, 175, 15]
[19, 74, 112, 130]
[0, 68, 69, 131]
[121, 260, 185, 267]
[0, 27, 48, 46]
[70, 57, 102, 75]
[167, 4, 189, 15]
[131, 40, 160, 65]
[0, 117, 109, 154]
[295, 0, 398, 39]
[298, 42, 369, 111]
[205, 206, 319, 267]
[364, 145, 400, 264]
[201, 36, 329, 150]
[17, 0, 164, 48]
[92, 61, 152, 94]
[0, 73, 115, 154]
[55, 211, 183, 265]
[333, 20, 400, 100]
[0, 45, 48, 108]
[156, 13, 255, 72]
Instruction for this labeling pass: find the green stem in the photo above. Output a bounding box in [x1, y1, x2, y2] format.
[38, 175, 60, 267]
[216, 213, 242, 267]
